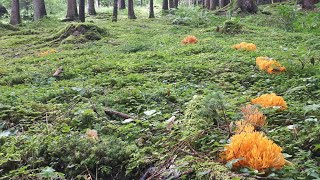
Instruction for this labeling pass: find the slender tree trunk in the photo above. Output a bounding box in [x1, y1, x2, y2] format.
[169, 0, 174, 8]
[66, 0, 77, 20]
[95, 0, 100, 7]
[33, 0, 47, 21]
[10, 0, 21, 25]
[88, 0, 96, 15]
[162, 0, 169, 10]
[112, 0, 118, 21]
[149, 0, 155, 18]
[174, 0, 179, 8]
[302, 0, 315, 9]
[128, 0, 136, 19]
[79, 0, 85, 22]
[119, 0, 126, 9]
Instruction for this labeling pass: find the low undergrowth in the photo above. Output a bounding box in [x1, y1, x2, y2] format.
[0, 4, 319, 180]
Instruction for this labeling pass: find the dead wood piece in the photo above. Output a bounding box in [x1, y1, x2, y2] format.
[104, 108, 134, 119]
[53, 66, 63, 77]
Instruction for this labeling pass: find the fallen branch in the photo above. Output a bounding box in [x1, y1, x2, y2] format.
[104, 107, 134, 119]
[53, 66, 63, 77]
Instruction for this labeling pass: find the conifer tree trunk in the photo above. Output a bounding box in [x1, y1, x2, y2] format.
[128, 0, 136, 19]
[112, 0, 118, 21]
[33, 0, 47, 21]
[205, 0, 210, 8]
[66, 0, 77, 20]
[209, 0, 217, 9]
[88, 0, 97, 15]
[119, 0, 126, 9]
[169, 0, 174, 8]
[302, 0, 315, 9]
[149, 0, 155, 18]
[162, 0, 169, 10]
[79, 0, 85, 22]
[10, 0, 21, 25]
[73, 0, 78, 16]
[174, 0, 179, 8]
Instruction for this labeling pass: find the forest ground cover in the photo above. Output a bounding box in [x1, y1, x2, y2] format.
[0, 4, 320, 179]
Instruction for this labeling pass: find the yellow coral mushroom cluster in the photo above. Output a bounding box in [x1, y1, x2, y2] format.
[221, 131, 286, 171]
[256, 56, 286, 74]
[251, 93, 288, 110]
[182, 35, 198, 45]
[232, 42, 257, 51]
[241, 105, 267, 128]
[235, 120, 255, 134]
[235, 105, 267, 133]
[38, 49, 57, 57]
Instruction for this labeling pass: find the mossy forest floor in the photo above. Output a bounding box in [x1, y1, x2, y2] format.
[0, 5, 320, 180]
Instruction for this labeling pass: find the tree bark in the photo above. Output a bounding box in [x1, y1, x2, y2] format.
[162, 0, 169, 10]
[79, 0, 85, 22]
[73, 0, 78, 16]
[149, 0, 155, 18]
[174, 0, 179, 8]
[302, 0, 315, 9]
[66, 0, 77, 20]
[112, 0, 118, 21]
[238, 0, 258, 13]
[10, 0, 21, 25]
[33, 0, 47, 21]
[119, 0, 126, 9]
[128, 0, 136, 19]
[169, 0, 174, 8]
[88, 0, 97, 15]
[205, 0, 210, 8]
[219, 0, 227, 7]
[209, 0, 217, 9]
[96, 0, 100, 7]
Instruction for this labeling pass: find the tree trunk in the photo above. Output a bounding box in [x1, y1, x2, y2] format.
[128, 0, 136, 19]
[96, 0, 100, 7]
[79, 0, 85, 22]
[162, 0, 169, 10]
[219, 0, 226, 7]
[169, 0, 174, 8]
[174, 0, 179, 8]
[10, 0, 21, 25]
[73, 0, 78, 16]
[112, 0, 118, 21]
[209, 0, 217, 9]
[88, 0, 96, 15]
[302, 0, 315, 9]
[33, 0, 47, 21]
[149, 0, 155, 18]
[238, 0, 258, 13]
[205, 0, 210, 8]
[119, 0, 126, 9]
[66, 0, 77, 20]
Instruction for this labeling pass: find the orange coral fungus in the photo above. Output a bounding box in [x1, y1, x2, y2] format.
[241, 105, 267, 128]
[38, 49, 57, 57]
[251, 93, 287, 110]
[182, 35, 198, 45]
[86, 129, 99, 140]
[220, 131, 285, 171]
[235, 120, 255, 134]
[232, 42, 257, 51]
[256, 56, 286, 74]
